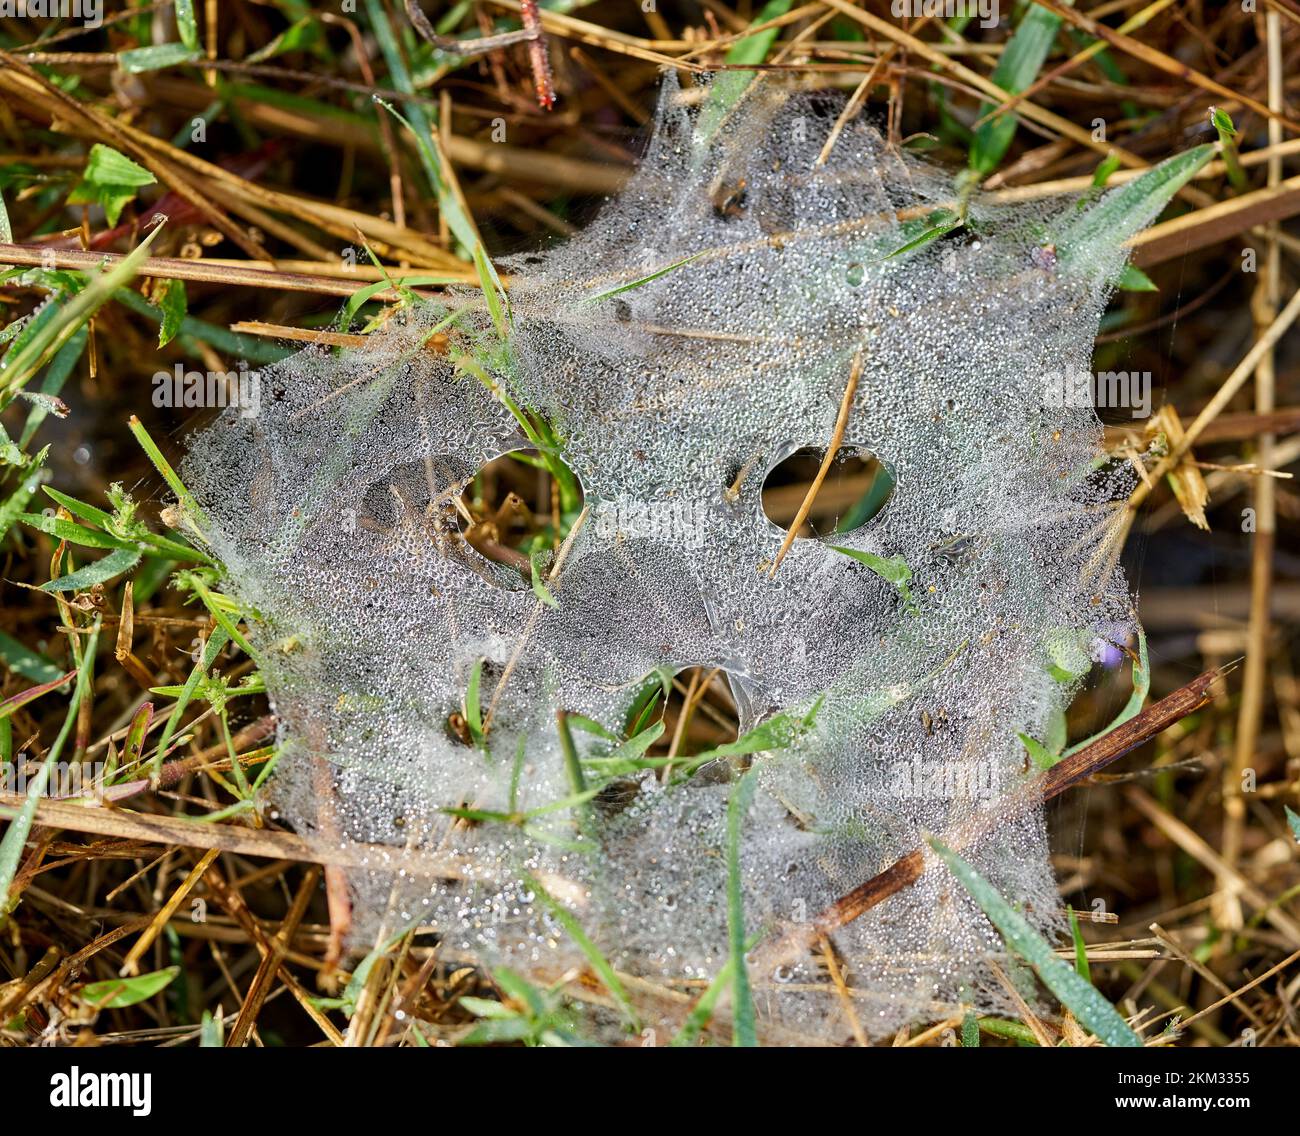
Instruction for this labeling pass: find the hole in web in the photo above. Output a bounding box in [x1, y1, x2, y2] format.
[465, 450, 585, 558]
[357, 451, 584, 578]
[591, 667, 742, 817]
[760, 445, 894, 538]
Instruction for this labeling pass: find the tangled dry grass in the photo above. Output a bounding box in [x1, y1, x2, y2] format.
[0, 0, 1297, 1048]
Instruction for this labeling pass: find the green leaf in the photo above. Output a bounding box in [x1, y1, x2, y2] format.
[555, 709, 586, 796]
[970, 2, 1066, 176]
[671, 956, 735, 1047]
[175, 0, 200, 49]
[117, 43, 203, 73]
[1068, 907, 1091, 983]
[1091, 153, 1122, 189]
[0, 458, 47, 543]
[20, 511, 139, 551]
[1117, 263, 1158, 292]
[695, 0, 793, 147]
[79, 966, 180, 1009]
[0, 632, 62, 684]
[529, 550, 556, 608]
[338, 274, 459, 330]
[690, 697, 821, 764]
[246, 17, 322, 63]
[668, 928, 763, 1047]
[128, 414, 208, 539]
[152, 625, 229, 781]
[830, 545, 919, 612]
[581, 720, 666, 776]
[727, 769, 759, 1047]
[580, 252, 703, 305]
[42, 486, 113, 529]
[528, 875, 639, 1029]
[1286, 806, 1300, 843]
[464, 658, 484, 746]
[0, 621, 99, 919]
[1018, 731, 1059, 771]
[961, 1012, 980, 1047]
[157, 278, 187, 347]
[67, 145, 158, 227]
[565, 714, 618, 742]
[78, 144, 156, 189]
[1056, 145, 1215, 266]
[882, 208, 963, 260]
[458, 995, 519, 1020]
[199, 1009, 223, 1047]
[2, 226, 163, 398]
[927, 836, 1142, 1046]
[40, 546, 142, 592]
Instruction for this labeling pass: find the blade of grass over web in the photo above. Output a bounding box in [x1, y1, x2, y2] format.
[727, 769, 759, 1047]
[527, 874, 639, 1030]
[694, 0, 793, 148]
[926, 836, 1142, 1047]
[580, 252, 703, 305]
[1055, 145, 1215, 263]
[375, 96, 509, 334]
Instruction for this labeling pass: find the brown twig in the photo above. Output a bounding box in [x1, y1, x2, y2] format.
[754, 665, 1225, 969]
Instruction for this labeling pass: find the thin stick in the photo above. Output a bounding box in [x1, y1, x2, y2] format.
[755, 666, 1224, 969]
[1227, 5, 1284, 917]
[0, 243, 432, 301]
[769, 350, 862, 577]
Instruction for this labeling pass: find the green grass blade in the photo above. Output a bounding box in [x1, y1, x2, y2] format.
[0, 620, 100, 920]
[79, 965, 179, 1009]
[695, 0, 793, 147]
[970, 3, 1066, 176]
[1, 225, 163, 400]
[528, 874, 639, 1030]
[1068, 907, 1091, 983]
[128, 414, 209, 539]
[1056, 145, 1215, 265]
[927, 835, 1142, 1047]
[727, 769, 759, 1047]
[40, 546, 142, 592]
[580, 252, 703, 305]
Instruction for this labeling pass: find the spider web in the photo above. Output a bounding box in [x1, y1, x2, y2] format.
[183, 76, 1157, 1042]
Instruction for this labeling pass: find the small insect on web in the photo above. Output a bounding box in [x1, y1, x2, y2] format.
[182, 75, 1208, 1043]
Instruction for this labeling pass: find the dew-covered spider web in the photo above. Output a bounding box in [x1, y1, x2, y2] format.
[182, 76, 1166, 1043]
